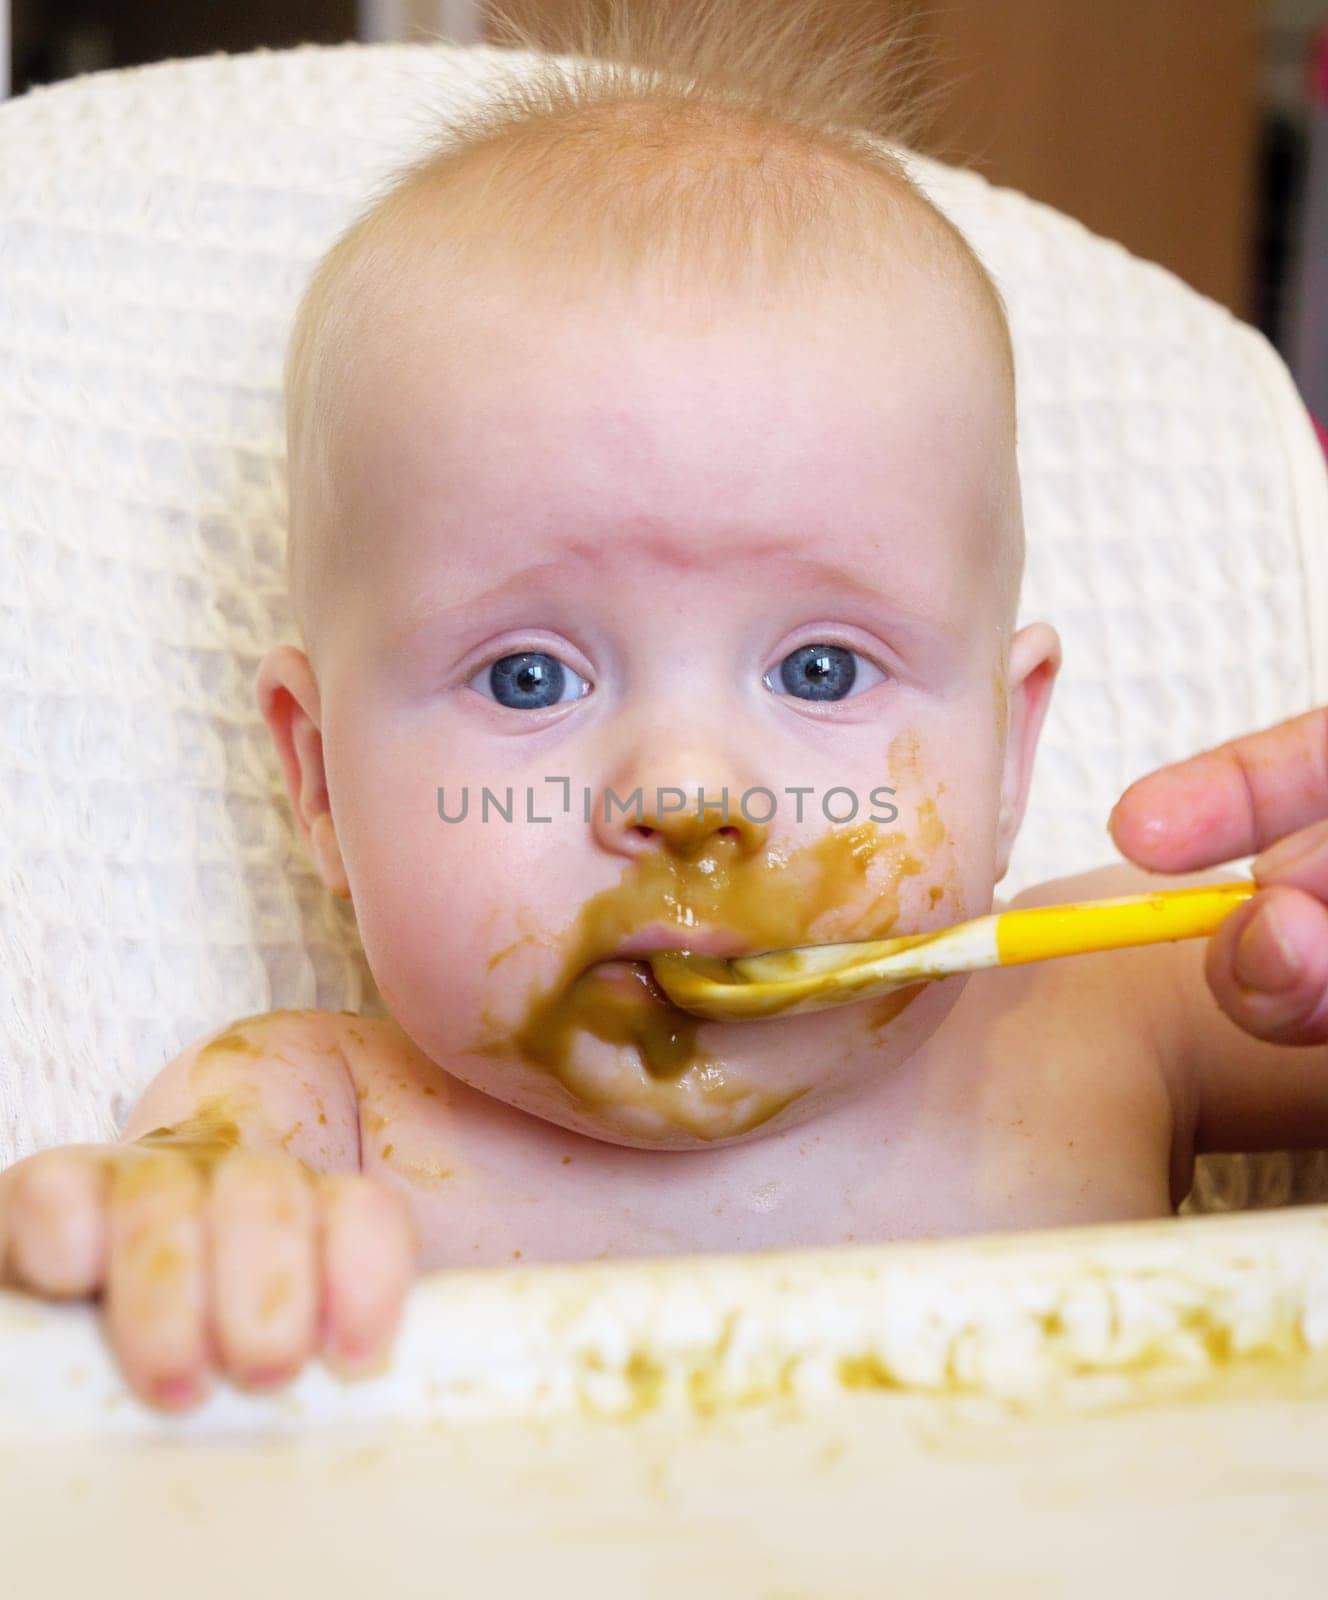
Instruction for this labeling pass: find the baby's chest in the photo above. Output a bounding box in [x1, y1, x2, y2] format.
[363, 1069, 1173, 1269]
[344, 966, 1177, 1262]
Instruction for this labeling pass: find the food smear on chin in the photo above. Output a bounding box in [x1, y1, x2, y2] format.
[481, 781, 956, 1140]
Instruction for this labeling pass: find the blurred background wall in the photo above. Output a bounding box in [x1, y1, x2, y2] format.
[5, 0, 1327, 408]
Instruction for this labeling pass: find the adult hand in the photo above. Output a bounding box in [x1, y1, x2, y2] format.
[1109, 707, 1328, 1045]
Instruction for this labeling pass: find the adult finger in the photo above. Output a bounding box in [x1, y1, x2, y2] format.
[1252, 818, 1328, 898]
[1109, 707, 1328, 872]
[1203, 884, 1328, 1045]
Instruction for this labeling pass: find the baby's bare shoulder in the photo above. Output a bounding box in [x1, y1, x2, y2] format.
[329, 1012, 435, 1094]
[118, 1008, 363, 1172]
[330, 1013, 504, 1177]
[972, 858, 1235, 1211]
[1003, 858, 1195, 911]
[1002, 858, 1239, 1051]
[999, 859, 1217, 1069]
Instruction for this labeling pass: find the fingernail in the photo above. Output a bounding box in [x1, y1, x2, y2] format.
[324, 1337, 389, 1380]
[150, 1373, 203, 1409]
[329, 1334, 374, 1364]
[238, 1363, 299, 1392]
[1233, 902, 1304, 994]
[1254, 819, 1328, 879]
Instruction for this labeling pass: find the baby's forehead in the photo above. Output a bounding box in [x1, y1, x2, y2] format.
[350, 206, 1005, 430]
[333, 279, 1011, 614]
[342, 218, 1010, 428]
[292, 181, 1019, 644]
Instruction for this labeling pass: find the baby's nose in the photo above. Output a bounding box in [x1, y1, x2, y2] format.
[595, 779, 769, 860]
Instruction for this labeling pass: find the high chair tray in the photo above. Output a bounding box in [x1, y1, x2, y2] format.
[5, 1205, 1328, 1594]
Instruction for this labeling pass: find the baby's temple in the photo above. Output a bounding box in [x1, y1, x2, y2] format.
[4, 0, 1328, 1590]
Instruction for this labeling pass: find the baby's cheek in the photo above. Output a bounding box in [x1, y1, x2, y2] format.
[346, 826, 517, 1042]
[387, 851, 613, 1074]
[887, 732, 1005, 924]
[915, 822, 1000, 927]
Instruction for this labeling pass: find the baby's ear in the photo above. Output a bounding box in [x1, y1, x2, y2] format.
[994, 621, 1061, 880]
[254, 645, 351, 899]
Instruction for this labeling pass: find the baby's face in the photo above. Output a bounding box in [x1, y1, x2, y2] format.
[280, 263, 1051, 1148]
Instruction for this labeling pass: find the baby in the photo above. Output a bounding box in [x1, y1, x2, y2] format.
[4, 0, 1327, 1412]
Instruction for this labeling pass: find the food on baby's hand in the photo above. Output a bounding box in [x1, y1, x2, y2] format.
[0, 1134, 417, 1411]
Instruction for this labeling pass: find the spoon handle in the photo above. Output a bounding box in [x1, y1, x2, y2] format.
[990, 879, 1255, 969]
[652, 880, 1260, 1021]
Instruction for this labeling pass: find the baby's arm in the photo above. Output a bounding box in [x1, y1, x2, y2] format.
[1005, 860, 1328, 1205]
[0, 1009, 416, 1410]
[1164, 934, 1328, 1159]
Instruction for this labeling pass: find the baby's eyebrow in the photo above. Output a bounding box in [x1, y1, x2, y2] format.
[383, 558, 570, 651]
[382, 543, 952, 652]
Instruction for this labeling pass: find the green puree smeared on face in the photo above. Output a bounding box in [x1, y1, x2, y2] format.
[490, 765, 955, 1141]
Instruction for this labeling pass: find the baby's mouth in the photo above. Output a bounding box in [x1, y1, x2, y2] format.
[580, 925, 758, 1008]
[502, 917, 825, 1141]
[585, 958, 671, 1006]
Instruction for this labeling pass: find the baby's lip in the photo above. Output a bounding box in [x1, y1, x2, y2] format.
[575, 926, 755, 1004]
[602, 924, 756, 962]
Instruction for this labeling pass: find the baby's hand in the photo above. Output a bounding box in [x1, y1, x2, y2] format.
[0, 1141, 417, 1410]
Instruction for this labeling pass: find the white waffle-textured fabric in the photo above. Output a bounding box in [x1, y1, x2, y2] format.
[2, 42, 1326, 1177]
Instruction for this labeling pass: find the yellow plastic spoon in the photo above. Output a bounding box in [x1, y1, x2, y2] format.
[649, 879, 1256, 1021]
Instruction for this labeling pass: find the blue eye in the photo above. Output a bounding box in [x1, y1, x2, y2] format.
[765, 643, 885, 702]
[473, 652, 590, 710]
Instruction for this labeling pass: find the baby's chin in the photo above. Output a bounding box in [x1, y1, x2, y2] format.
[536, 1048, 822, 1150]
[459, 1050, 828, 1150]
[451, 994, 942, 1151]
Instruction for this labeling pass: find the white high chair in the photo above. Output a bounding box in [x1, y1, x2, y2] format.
[3, 42, 1328, 1592]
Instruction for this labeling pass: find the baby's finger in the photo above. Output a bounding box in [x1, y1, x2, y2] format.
[0, 1147, 109, 1297]
[105, 1151, 210, 1410]
[1205, 886, 1328, 1046]
[316, 1175, 417, 1379]
[208, 1151, 318, 1390]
